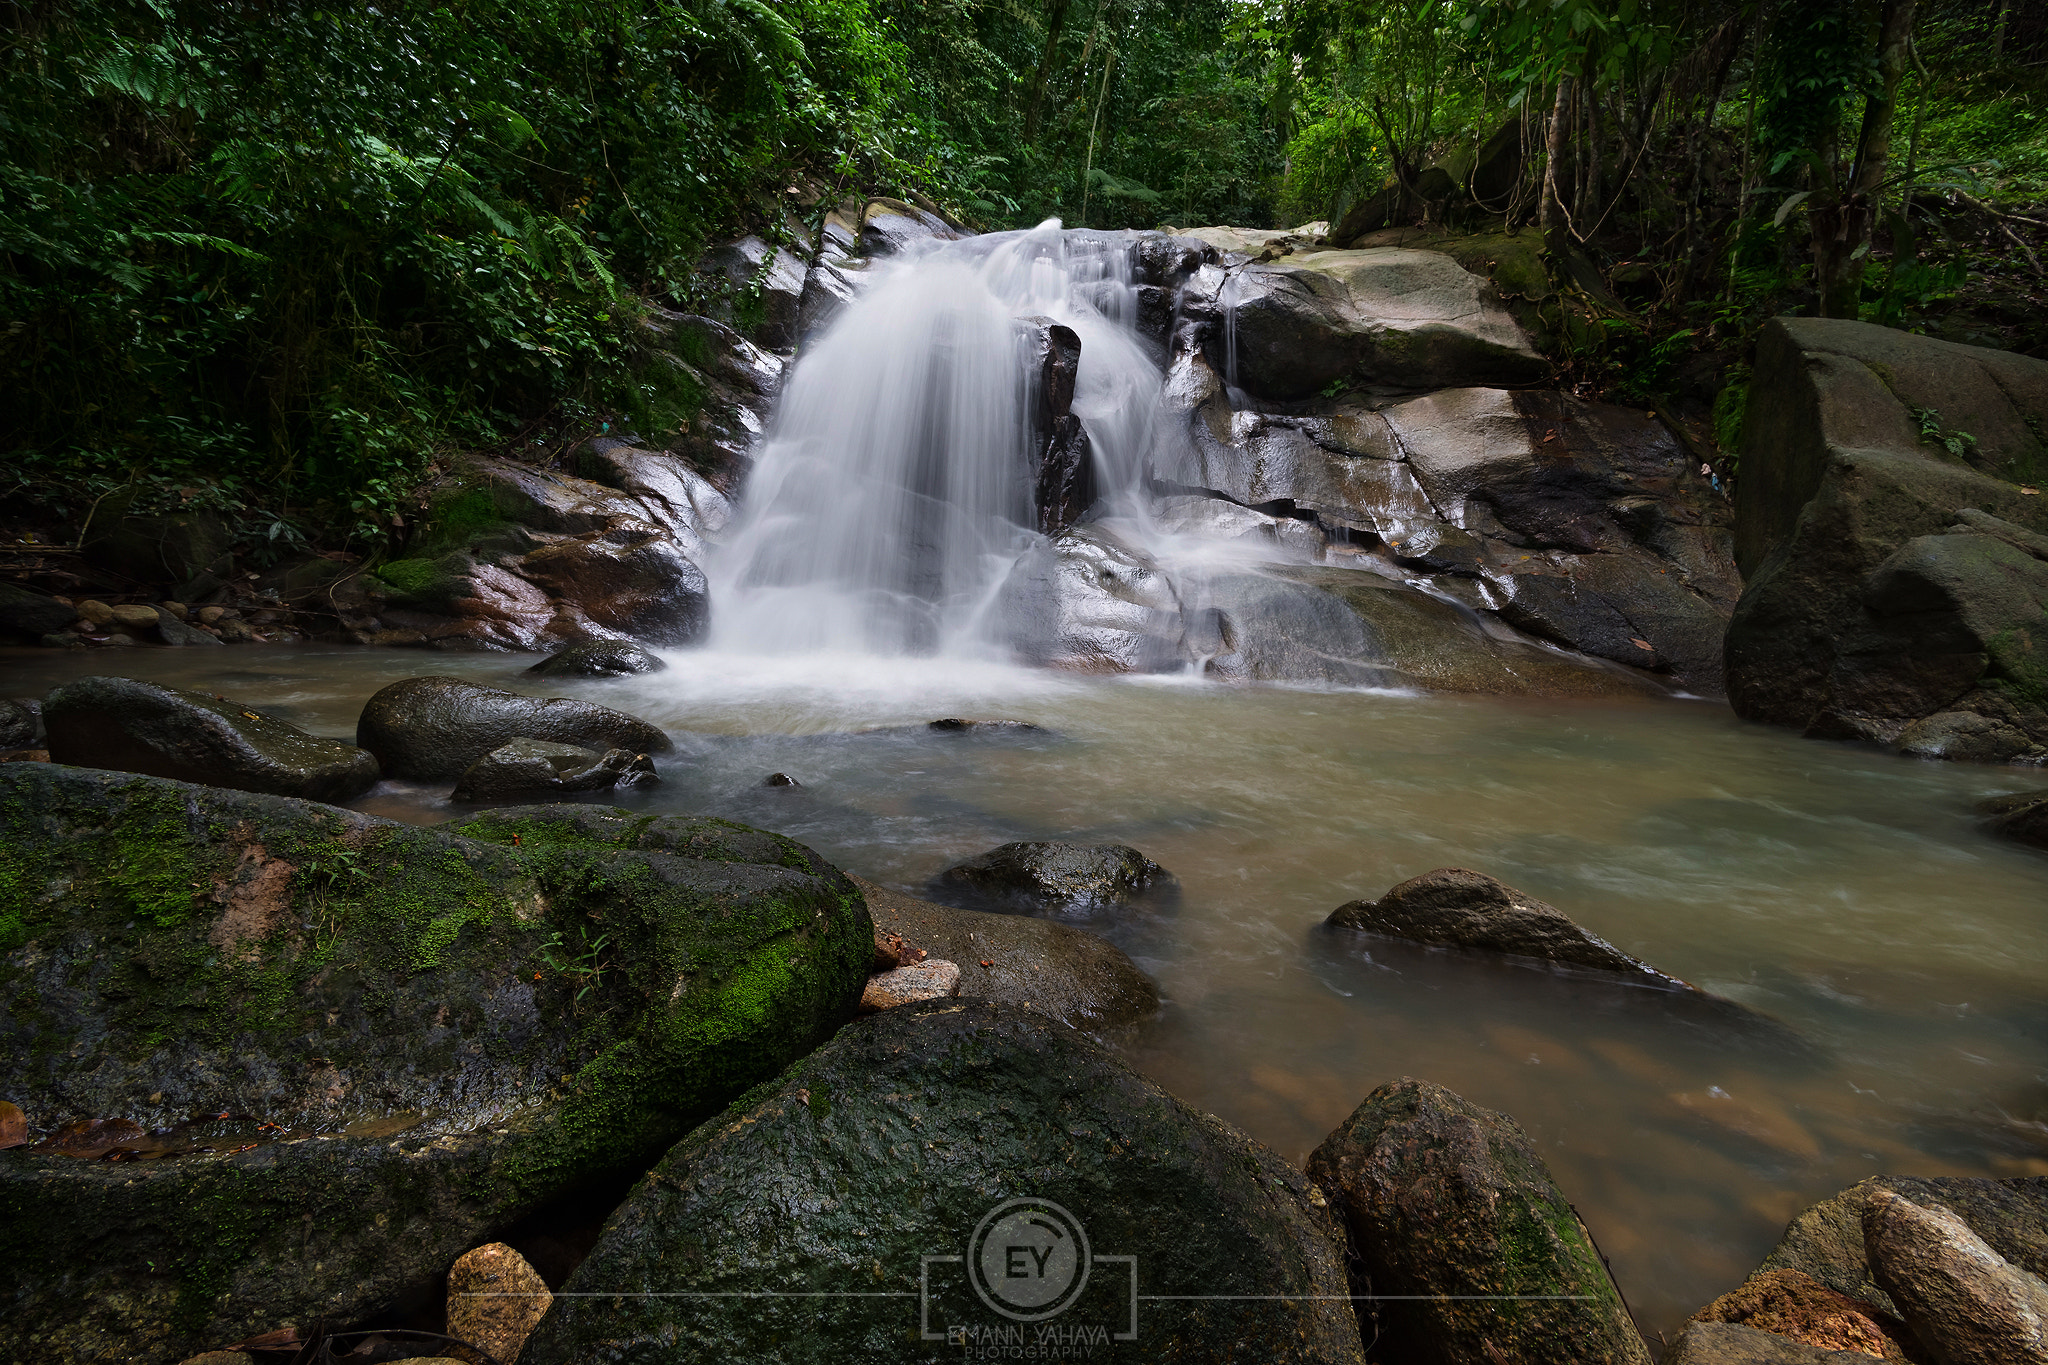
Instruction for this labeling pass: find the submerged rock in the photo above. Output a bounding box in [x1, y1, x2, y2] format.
[44, 675, 380, 802]
[852, 874, 1159, 1029]
[933, 840, 1174, 915]
[1306, 1077, 1649, 1365]
[1327, 867, 1691, 987]
[1981, 789, 2048, 851]
[0, 766, 872, 1365]
[520, 998, 1363, 1365]
[356, 675, 672, 780]
[450, 737, 658, 802]
[524, 639, 668, 678]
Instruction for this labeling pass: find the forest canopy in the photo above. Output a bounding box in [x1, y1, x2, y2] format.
[3, 0, 2042, 553]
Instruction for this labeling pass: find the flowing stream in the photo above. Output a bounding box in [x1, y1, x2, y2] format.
[13, 226, 2048, 1344]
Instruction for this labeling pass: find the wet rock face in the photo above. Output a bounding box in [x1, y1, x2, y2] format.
[1727, 317, 2048, 761]
[933, 840, 1174, 916]
[356, 675, 672, 781]
[1306, 1078, 1650, 1365]
[450, 737, 658, 803]
[521, 998, 1364, 1365]
[44, 675, 380, 802]
[994, 523, 1190, 673]
[0, 765, 874, 1365]
[852, 875, 1159, 1030]
[1326, 868, 1690, 987]
[1864, 1188, 2048, 1365]
[1023, 318, 1096, 534]
[524, 639, 669, 678]
[1981, 789, 2048, 850]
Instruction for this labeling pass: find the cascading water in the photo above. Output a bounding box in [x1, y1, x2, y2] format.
[709, 221, 1173, 658]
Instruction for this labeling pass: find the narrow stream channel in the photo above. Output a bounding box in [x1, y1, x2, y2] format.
[10, 641, 2047, 1342]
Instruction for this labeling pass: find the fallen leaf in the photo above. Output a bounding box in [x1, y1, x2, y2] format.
[0, 1100, 26, 1149]
[229, 1327, 305, 1352]
[979, 960, 994, 968]
[2023, 486, 2040, 496]
[1630, 638, 1654, 651]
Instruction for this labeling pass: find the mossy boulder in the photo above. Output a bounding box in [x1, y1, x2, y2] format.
[0, 765, 872, 1364]
[523, 998, 1364, 1365]
[1306, 1077, 1650, 1365]
[44, 676, 380, 803]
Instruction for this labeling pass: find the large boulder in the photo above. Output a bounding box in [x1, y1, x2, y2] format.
[1306, 1078, 1648, 1365]
[44, 676, 379, 802]
[1863, 1187, 2048, 1365]
[851, 874, 1159, 1029]
[995, 524, 1190, 673]
[1188, 247, 1545, 400]
[356, 676, 672, 781]
[1326, 867, 1691, 988]
[933, 840, 1174, 916]
[1727, 318, 2048, 760]
[0, 583, 79, 640]
[1687, 1268, 1914, 1361]
[0, 767, 874, 1365]
[521, 998, 1365, 1365]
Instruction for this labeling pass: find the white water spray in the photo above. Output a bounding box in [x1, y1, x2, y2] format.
[709, 221, 1174, 658]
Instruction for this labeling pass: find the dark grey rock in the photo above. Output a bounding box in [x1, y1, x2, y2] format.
[934, 840, 1174, 916]
[520, 998, 1363, 1365]
[1327, 867, 1692, 987]
[1306, 1078, 1649, 1365]
[154, 604, 224, 647]
[0, 766, 873, 1365]
[524, 639, 668, 678]
[1981, 789, 2048, 850]
[852, 874, 1158, 1030]
[0, 698, 40, 750]
[762, 771, 802, 788]
[1022, 318, 1096, 533]
[355, 675, 672, 781]
[0, 583, 78, 638]
[450, 737, 657, 802]
[44, 676, 380, 802]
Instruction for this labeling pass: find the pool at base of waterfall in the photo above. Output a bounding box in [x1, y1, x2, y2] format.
[9, 639, 2048, 1340]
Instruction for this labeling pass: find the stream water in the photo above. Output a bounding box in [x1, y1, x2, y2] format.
[16, 224, 2048, 1347]
[9, 643, 2048, 1343]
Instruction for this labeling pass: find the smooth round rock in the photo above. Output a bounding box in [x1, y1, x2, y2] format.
[524, 640, 668, 678]
[520, 998, 1363, 1365]
[44, 676, 379, 802]
[355, 675, 672, 781]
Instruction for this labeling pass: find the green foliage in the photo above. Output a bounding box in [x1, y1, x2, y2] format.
[2, 0, 925, 543]
[1912, 405, 1980, 460]
[538, 923, 615, 1005]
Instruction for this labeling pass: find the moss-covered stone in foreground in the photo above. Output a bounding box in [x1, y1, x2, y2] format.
[1307, 1077, 1650, 1365]
[0, 763, 872, 1364]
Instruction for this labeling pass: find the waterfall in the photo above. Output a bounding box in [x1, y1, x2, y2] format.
[709, 221, 1170, 657]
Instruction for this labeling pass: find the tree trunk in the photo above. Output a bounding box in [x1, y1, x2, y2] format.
[1817, 0, 1915, 318]
[1023, 0, 1072, 144]
[1541, 74, 1573, 252]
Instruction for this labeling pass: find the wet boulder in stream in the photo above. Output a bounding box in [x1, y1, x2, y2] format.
[525, 638, 669, 678]
[1981, 788, 2048, 850]
[0, 766, 875, 1365]
[933, 840, 1175, 916]
[450, 737, 658, 802]
[521, 998, 1365, 1365]
[44, 675, 379, 802]
[356, 675, 672, 781]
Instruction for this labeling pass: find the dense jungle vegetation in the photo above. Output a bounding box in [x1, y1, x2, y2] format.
[2, 0, 2043, 560]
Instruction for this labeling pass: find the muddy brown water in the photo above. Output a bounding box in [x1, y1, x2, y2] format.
[8, 642, 2048, 1345]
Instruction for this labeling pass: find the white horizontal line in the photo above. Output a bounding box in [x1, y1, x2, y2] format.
[457, 1292, 1594, 1302]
